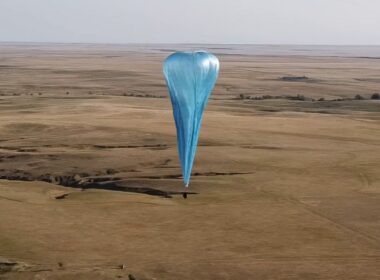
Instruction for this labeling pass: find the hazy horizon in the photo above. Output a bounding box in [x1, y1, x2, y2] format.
[1, 41, 380, 46]
[1, 0, 380, 45]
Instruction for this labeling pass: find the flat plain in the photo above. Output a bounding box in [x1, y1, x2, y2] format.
[0, 43, 380, 279]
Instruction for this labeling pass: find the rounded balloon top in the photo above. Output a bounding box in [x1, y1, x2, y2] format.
[164, 51, 219, 70]
[164, 51, 219, 79]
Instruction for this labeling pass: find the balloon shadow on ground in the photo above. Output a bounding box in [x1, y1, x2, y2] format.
[82, 181, 197, 198]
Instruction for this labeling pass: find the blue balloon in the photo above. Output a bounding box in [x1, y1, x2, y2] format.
[163, 51, 220, 187]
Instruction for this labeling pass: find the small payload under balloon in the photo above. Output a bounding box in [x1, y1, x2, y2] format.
[163, 51, 220, 187]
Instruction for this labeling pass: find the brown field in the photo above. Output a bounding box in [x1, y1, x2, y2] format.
[0, 43, 380, 279]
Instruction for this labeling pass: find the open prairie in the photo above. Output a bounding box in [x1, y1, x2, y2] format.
[0, 44, 380, 279]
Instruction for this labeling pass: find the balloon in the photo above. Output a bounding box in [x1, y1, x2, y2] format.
[163, 51, 220, 187]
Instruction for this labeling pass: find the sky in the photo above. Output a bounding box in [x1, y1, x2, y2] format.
[1, 0, 380, 45]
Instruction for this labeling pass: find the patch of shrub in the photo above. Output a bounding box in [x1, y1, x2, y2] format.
[237, 94, 317, 101]
[262, 95, 274, 99]
[354, 94, 364, 100]
[128, 274, 136, 280]
[122, 92, 165, 98]
[281, 76, 309, 81]
[371, 93, 379, 100]
[287, 94, 306, 101]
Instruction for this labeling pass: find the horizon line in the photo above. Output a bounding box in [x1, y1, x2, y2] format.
[1, 41, 380, 47]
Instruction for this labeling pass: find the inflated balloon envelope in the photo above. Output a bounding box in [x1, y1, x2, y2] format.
[163, 51, 220, 188]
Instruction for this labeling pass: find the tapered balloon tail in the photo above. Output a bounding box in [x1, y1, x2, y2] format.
[163, 51, 219, 188]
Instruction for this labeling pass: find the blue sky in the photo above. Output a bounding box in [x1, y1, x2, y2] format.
[1, 0, 379, 44]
